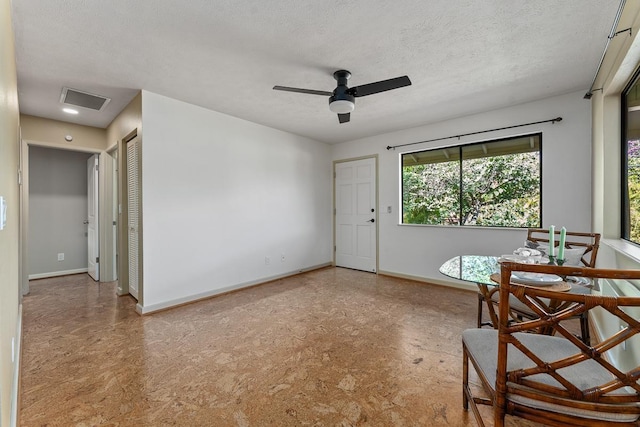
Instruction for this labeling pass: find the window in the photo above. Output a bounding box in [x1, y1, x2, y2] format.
[401, 134, 542, 227]
[623, 70, 640, 244]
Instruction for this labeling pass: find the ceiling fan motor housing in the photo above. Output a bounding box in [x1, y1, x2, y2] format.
[329, 71, 355, 113]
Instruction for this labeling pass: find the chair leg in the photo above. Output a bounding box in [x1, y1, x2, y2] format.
[463, 345, 469, 410]
[462, 342, 490, 427]
[477, 292, 485, 328]
[477, 286, 499, 329]
[580, 313, 591, 346]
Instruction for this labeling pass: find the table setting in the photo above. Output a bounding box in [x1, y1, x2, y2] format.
[438, 226, 598, 333]
[494, 226, 592, 289]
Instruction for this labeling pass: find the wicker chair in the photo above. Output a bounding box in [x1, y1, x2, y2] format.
[525, 228, 600, 268]
[463, 262, 640, 427]
[477, 229, 601, 344]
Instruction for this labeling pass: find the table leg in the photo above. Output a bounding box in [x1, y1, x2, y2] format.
[476, 284, 499, 329]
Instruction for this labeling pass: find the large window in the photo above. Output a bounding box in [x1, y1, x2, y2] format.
[401, 134, 542, 227]
[623, 70, 640, 244]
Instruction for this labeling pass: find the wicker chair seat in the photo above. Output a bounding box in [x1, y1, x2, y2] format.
[463, 329, 640, 423]
[463, 262, 640, 427]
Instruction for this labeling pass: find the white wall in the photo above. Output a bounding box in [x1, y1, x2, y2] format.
[0, 0, 20, 423]
[332, 91, 592, 287]
[140, 90, 332, 310]
[588, 2, 640, 369]
[28, 146, 92, 277]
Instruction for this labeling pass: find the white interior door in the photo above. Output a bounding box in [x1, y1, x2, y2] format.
[87, 154, 99, 281]
[127, 137, 140, 300]
[111, 150, 118, 280]
[335, 158, 377, 272]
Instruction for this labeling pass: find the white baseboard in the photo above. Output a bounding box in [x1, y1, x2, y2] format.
[10, 304, 22, 427]
[28, 268, 88, 280]
[377, 269, 478, 292]
[138, 262, 332, 314]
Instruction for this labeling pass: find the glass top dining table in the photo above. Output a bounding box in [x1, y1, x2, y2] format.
[439, 255, 501, 286]
[439, 255, 595, 291]
[439, 254, 594, 328]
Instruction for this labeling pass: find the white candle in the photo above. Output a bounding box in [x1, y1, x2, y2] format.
[558, 227, 566, 261]
[549, 225, 555, 257]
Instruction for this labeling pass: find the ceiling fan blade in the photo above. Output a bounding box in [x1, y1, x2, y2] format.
[350, 76, 411, 97]
[273, 86, 333, 96]
[338, 113, 350, 124]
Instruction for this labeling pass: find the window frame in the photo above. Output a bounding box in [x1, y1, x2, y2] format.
[400, 133, 543, 228]
[621, 66, 640, 244]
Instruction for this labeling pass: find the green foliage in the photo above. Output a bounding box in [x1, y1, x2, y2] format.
[627, 142, 640, 243]
[402, 161, 460, 225]
[403, 152, 540, 227]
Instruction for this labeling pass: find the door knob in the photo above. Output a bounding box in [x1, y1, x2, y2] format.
[368, 218, 375, 223]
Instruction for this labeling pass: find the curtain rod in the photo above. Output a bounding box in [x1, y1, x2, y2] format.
[385, 117, 562, 151]
[584, 0, 628, 99]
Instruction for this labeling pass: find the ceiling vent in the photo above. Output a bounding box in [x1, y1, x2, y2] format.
[60, 87, 111, 111]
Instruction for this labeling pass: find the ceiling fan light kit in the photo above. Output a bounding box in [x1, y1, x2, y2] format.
[274, 69, 411, 124]
[329, 99, 355, 114]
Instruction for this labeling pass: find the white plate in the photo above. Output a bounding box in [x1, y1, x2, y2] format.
[499, 254, 542, 264]
[511, 272, 562, 286]
[566, 276, 591, 287]
[513, 247, 542, 257]
[499, 255, 530, 263]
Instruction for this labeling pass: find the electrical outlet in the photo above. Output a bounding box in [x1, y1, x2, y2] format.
[387, 206, 392, 213]
[281, 253, 285, 263]
[265, 256, 270, 265]
[57, 253, 64, 261]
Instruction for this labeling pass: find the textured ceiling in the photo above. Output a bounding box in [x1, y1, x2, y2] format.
[12, 1, 620, 144]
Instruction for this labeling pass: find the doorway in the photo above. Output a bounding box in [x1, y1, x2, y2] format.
[20, 141, 118, 294]
[334, 156, 378, 273]
[107, 147, 118, 281]
[27, 146, 94, 280]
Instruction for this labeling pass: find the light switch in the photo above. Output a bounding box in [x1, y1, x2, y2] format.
[0, 196, 6, 230]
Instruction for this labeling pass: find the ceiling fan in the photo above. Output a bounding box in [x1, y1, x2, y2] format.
[273, 70, 411, 124]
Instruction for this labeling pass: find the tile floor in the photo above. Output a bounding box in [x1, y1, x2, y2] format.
[20, 267, 543, 426]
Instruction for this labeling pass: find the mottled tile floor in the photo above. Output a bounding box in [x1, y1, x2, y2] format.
[20, 267, 543, 426]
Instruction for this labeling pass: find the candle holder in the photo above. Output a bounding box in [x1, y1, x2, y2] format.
[547, 255, 565, 266]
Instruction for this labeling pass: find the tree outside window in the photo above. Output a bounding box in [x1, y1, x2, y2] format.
[625, 139, 640, 243]
[623, 69, 640, 244]
[402, 134, 541, 228]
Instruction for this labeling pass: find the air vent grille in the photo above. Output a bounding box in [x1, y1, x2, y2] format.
[60, 87, 111, 111]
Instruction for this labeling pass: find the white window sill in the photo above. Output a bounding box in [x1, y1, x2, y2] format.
[601, 238, 640, 264]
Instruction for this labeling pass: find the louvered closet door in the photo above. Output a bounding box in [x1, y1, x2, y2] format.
[127, 137, 141, 300]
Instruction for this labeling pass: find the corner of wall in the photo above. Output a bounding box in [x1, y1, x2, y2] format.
[10, 304, 22, 427]
[1, 0, 22, 423]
